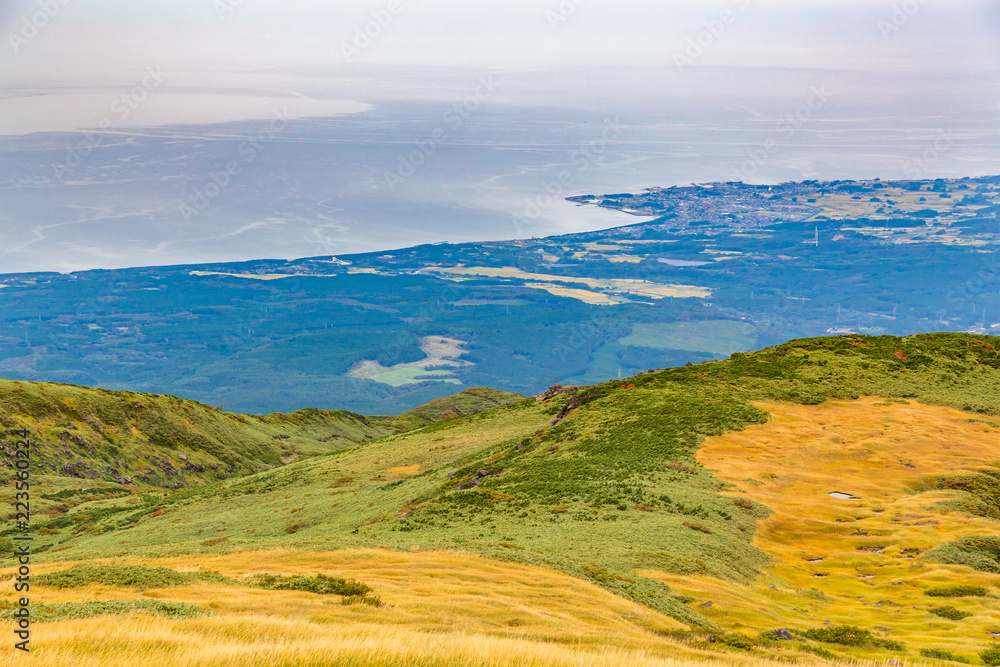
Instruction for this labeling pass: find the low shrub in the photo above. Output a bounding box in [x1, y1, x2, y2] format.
[35, 565, 220, 589]
[201, 537, 228, 547]
[341, 594, 383, 607]
[800, 625, 904, 651]
[930, 606, 972, 621]
[982, 645, 1000, 666]
[720, 634, 755, 650]
[797, 644, 837, 660]
[926, 586, 987, 598]
[926, 536, 1000, 573]
[683, 522, 712, 534]
[0, 599, 206, 622]
[921, 648, 970, 663]
[246, 573, 371, 597]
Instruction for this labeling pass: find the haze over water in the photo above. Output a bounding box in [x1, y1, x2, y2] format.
[0, 0, 997, 273]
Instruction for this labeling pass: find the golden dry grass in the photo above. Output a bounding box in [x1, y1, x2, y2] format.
[605, 279, 712, 299]
[1, 549, 759, 666]
[523, 283, 620, 305]
[658, 397, 1000, 657]
[4, 614, 861, 667]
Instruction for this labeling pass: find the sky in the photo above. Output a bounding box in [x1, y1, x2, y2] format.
[0, 0, 998, 272]
[2, 0, 998, 130]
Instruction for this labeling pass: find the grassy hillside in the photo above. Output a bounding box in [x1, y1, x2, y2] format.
[0, 380, 522, 517]
[10, 333, 1000, 663]
[378, 386, 525, 431]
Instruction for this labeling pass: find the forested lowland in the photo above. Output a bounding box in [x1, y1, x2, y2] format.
[0, 175, 996, 414]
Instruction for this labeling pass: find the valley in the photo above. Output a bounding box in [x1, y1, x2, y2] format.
[5, 333, 1000, 664]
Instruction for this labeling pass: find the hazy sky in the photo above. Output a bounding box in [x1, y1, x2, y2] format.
[1, 0, 998, 132]
[0, 1, 998, 272]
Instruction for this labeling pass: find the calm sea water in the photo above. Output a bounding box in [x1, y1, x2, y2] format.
[1, 67, 998, 273]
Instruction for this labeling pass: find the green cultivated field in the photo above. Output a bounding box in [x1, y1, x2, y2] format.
[618, 320, 759, 355]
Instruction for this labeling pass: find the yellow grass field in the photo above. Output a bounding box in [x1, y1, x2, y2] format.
[523, 283, 621, 305]
[670, 397, 1000, 659]
[606, 279, 712, 299]
[2, 550, 751, 667]
[433, 266, 711, 303]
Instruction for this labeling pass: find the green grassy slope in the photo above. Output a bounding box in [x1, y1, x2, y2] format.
[0, 381, 522, 492]
[18, 333, 1000, 630]
[385, 387, 526, 431]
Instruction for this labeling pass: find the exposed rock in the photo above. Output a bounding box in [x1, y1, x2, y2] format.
[698, 601, 713, 609]
[535, 384, 576, 402]
[773, 629, 793, 640]
[457, 468, 500, 490]
[550, 394, 588, 426]
[178, 453, 188, 461]
[457, 477, 480, 491]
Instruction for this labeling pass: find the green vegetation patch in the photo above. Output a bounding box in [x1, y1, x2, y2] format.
[937, 472, 1000, 521]
[719, 634, 756, 651]
[925, 586, 988, 598]
[1, 599, 206, 623]
[921, 648, 971, 663]
[983, 645, 1000, 666]
[930, 606, 972, 621]
[799, 625, 904, 651]
[246, 573, 372, 597]
[36, 564, 230, 589]
[926, 536, 1000, 573]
